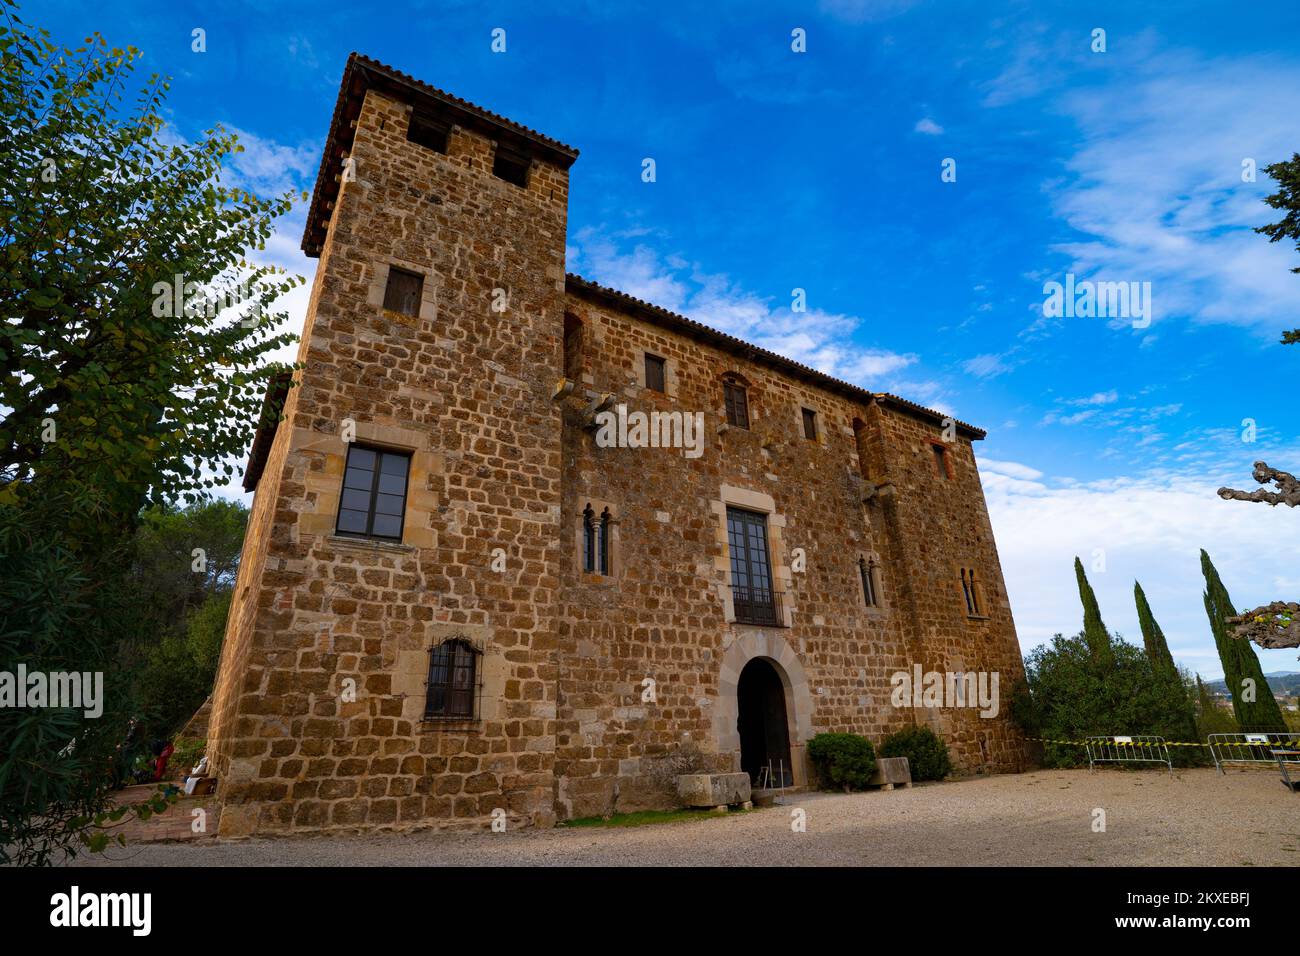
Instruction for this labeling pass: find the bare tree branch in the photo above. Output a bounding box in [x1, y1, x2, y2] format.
[1217, 461, 1300, 507]
[1228, 602, 1300, 649]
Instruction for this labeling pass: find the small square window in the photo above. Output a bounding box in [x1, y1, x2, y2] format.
[383, 267, 423, 318]
[335, 444, 411, 541]
[492, 148, 530, 188]
[801, 407, 818, 441]
[724, 381, 749, 429]
[407, 112, 449, 154]
[645, 353, 666, 393]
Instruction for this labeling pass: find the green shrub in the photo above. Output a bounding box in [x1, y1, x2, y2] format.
[1016, 633, 1209, 768]
[880, 725, 952, 781]
[807, 733, 877, 792]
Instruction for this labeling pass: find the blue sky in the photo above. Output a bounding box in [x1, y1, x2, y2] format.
[37, 0, 1300, 679]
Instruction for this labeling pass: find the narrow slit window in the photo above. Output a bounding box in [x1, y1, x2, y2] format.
[801, 407, 818, 441]
[582, 504, 596, 573]
[644, 353, 666, 393]
[860, 558, 878, 608]
[933, 444, 949, 478]
[598, 508, 611, 575]
[383, 267, 423, 318]
[335, 445, 411, 541]
[724, 381, 749, 429]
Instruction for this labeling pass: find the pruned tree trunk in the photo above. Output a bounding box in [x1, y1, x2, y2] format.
[1227, 602, 1300, 649]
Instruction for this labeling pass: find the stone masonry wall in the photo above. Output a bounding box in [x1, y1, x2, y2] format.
[554, 299, 1026, 819]
[209, 87, 569, 837]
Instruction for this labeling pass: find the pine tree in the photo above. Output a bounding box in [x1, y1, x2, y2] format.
[1201, 550, 1287, 731]
[1074, 557, 1114, 670]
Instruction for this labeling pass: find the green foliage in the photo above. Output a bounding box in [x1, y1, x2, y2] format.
[170, 737, 206, 774]
[1014, 634, 1208, 768]
[879, 724, 952, 781]
[0, 0, 292, 864]
[0, 0, 301, 515]
[807, 732, 877, 792]
[1193, 675, 1239, 738]
[1074, 557, 1114, 670]
[1201, 550, 1287, 732]
[1256, 152, 1300, 344]
[1135, 581, 1199, 742]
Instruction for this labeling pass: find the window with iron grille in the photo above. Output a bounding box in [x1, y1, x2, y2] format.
[335, 445, 411, 540]
[860, 557, 879, 608]
[492, 148, 530, 187]
[727, 506, 781, 626]
[644, 353, 666, 393]
[407, 112, 449, 154]
[424, 638, 481, 719]
[724, 380, 749, 429]
[383, 267, 423, 318]
[801, 407, 818, 441]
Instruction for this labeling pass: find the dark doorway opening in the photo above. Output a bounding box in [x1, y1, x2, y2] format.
[737, 657, 793, 787]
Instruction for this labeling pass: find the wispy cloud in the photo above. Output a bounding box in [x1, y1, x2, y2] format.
[913, 117, 944, 135]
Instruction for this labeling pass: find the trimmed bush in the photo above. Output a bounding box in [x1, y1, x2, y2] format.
[807, 732, 877, 792]
[880, 725, 952, 781]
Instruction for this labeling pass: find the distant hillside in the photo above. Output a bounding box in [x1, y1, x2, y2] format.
[1205, 672, 1300, 696]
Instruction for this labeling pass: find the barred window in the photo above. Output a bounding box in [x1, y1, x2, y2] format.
[724, 380, 749, 429]
[335, 445, 410, 540]
[424, 638, 481, 719]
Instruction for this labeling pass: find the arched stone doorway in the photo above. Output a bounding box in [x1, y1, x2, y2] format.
[713, 631, 814, 788]
[737, 658, 793, 787]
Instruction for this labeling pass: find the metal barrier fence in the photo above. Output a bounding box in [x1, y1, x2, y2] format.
[1207, 732, 1300, 774]
[1085, 735, 1173, 774]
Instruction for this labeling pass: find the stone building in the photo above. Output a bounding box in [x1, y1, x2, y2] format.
[205, 53, 1027, 837]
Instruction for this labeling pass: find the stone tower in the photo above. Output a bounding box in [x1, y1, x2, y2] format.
[206, 54, 578, 836]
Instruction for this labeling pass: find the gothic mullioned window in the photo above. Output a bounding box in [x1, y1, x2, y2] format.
[859, 557, 879, 608]
[960, 567, 983, 616]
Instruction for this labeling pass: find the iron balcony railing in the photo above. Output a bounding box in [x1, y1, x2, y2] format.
[732, 584, 785, 627]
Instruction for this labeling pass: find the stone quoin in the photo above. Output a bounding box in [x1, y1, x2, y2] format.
[204, 53, 1028, 838]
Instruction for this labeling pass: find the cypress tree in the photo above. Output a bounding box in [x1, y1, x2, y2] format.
[1074, 557, 1114, 670]
[1135, 581, 1178, 681]
[1201, 550, 1287, 731]
[1136, 580, 1197, 739]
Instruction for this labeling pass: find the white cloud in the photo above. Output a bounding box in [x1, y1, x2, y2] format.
[913, 117, 944, 135]
[568, 228, 928, 396]
[1068, 390, 1118, 406]
[983, 453, 1300, 680]
[963, 352, 1013, 378]
[1047, 50, 1300, 338]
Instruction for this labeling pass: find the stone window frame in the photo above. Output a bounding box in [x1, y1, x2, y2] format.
[422, 635, 484, 722]
[635, 348, 679, 398]
[930, 439, 955, 480]
[366, 258, 438, 329]
[721, 371, 752, 430]
[794, 402, 826, 445]
[333, 442, 412, 542]
[858, 549, 888, 614]
[298, 420, 439, 551]
[575, 497, 619, 582]
[709, 485, 794, 628]
[957, 564, 989, 621]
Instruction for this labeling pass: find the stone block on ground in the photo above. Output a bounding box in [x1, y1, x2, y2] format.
[869, 757, 912, 789]
[677, 772, 751, 808]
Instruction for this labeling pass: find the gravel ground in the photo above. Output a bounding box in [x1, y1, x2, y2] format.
[65, 768, 1300, 867]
